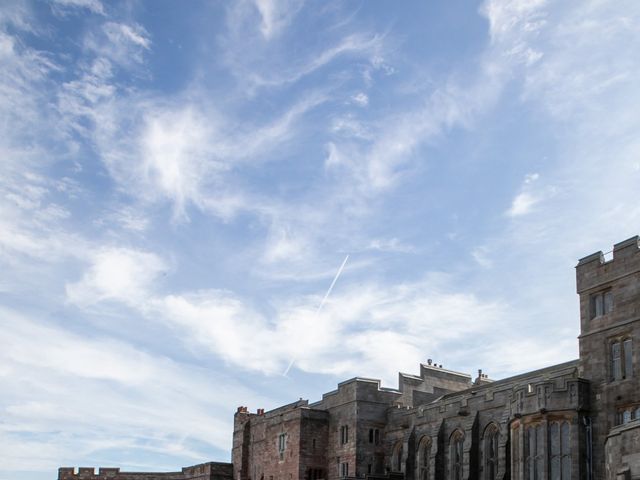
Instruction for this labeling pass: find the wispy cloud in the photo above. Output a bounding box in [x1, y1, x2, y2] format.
[0, 307, 264, 471]
[51, 0, 105, 16]
[66, 247, 167, 307]
[254, 0, 304, 39]
[65, 247, 514, 382]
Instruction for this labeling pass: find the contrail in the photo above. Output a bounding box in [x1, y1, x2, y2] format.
[282, 254, 349, 377]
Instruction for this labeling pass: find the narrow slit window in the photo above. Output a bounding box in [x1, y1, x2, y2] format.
[624, 339, 633, 379]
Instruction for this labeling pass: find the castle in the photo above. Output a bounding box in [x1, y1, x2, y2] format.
[59, 237, 640, 480]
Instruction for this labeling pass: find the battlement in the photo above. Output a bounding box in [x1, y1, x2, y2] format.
[576, 235, 640, 293]
[58, 463, 232, 480]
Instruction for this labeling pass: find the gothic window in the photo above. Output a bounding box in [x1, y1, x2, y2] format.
[369, 428, 380, 445]
[392, 442, 404, 472]
[524, 424, 544, 480]
[483, 425, 499, 480]
[511, 425, 520, 480]
[340, 462, 348, 477]
[549, 422, 571, 480]
[590, 289, 613, 318]
[417, 436, 431, 480]
[450, 430, 464, 480]
[611, 338, 633, 381]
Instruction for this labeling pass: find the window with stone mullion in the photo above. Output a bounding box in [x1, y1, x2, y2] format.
[450, 433, 464, 480]
[484, 428, 499, 480]
[524, 425, 544, 480]
[549, 422, 571, 480]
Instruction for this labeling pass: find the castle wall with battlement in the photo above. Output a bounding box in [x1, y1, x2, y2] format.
[58, 462, 233, 480]
[60, 237, 640, 480]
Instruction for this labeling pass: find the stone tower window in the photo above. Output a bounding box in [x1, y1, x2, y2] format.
[278, 433, 286, 460]
[590, 289, 613, 318]
[611, 338, 633, 381]
[340, 425, 349, 444]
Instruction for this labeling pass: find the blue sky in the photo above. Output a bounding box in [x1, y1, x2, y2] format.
[1, 0, 640, 478]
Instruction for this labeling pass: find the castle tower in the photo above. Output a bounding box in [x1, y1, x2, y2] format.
[576, 236, 640, 478]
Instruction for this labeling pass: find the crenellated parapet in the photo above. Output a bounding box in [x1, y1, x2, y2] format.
[58, 463, 232, 480]
[576, 235, 640, 293]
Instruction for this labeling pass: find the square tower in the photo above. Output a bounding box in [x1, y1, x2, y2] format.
[576, 235, 640, 478]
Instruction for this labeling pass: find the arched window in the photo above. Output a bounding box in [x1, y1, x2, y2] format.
[392, 441, 404, 472]
[511, 424, 520, 479]
[483, 424, 499, 480]
[417, 436, 431, 480]
[450, 430, 464, 480]
[524, 424, 544, 480]
[549, 422, 571, 479]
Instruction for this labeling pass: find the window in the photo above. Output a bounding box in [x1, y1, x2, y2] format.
[511, 425, 520, 480]
[307, 469, 324, 480]
[483, 425, 499, 480]
[340, 425, 349, 444]
[368, 428, 380, 445]
[450, 431, 464, 480]
[278, 433, 287, 460]
[625, 339, 633, 378]
[611, 338, 633, 381]
[591, 290, 613, 318]
[392, 442, 404, 472]
[340, 462, 348, 477]
[417, 437, 431, 480]
[549, 422, 571, 479]
[616, 405, 640, 425]
[524, 425, 544, 480]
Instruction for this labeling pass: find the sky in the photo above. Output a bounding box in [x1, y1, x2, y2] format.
[1, 0, 640, 478]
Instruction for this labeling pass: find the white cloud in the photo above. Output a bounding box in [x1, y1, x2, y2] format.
[367, 238, 416, 254]
[88, 93, 325, 220]
[66, 247, 166, 307]
[140, 106, 220, 218]
[325, 80, 496, 193]
[251, 33, 385, 90]
[262, 224, 308, 264]
[85, 22, 151, 67]
[254, 0, 304, 39]
[507, 192, 538, 217]
[223, 1, 386, 93]
[67, 252, 509, 382]
[51, 0, 105, 15]
[351, 92, 369, 106]
[0, 308, 265, 471]
[471, 246, 493, 268]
